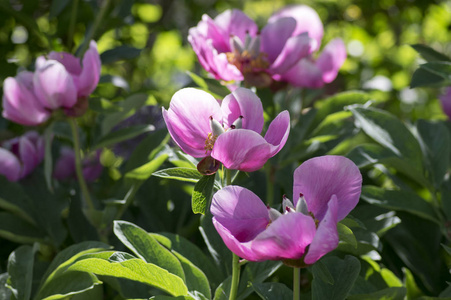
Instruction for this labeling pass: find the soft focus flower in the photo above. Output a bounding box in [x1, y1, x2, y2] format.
[54, 147, 103, 182]
[0, 131, 44, 181]
[188, 9, 312, 87]
[211, 156, 362, 265]
[440, 87, 451, 119]
[2, 41, 101, 125]
[270, 5, 347, 88]
[162, 87, 290, 174]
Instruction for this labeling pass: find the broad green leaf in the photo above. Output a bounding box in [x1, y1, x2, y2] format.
[312, 260, 334, 285]
[94, 125, 155, 149]
[0, 177, 35, 225]
[186, 71, 230, 99]
[173, 252, 211, 298]
[152, 167, 203, 183]
[361, 186, 439, 224]
[348, 287, 406, 300]
[347, 105, 424, 173]
[411, 44, 451, 62]
[252, 282, 293, 300]
[90, 98, 123, 114]
[6, 245, 36, 300]
[415, 120, 450, 188]
[238, 261, 282, 299]
[403, 268, 424, 299]
[192, 174, 216, 215]
[312, 256, 361, 300]
[113, 221, 185, 280]
[421, 62, 451, 81]
[0, 273, 12, 299]
[410, 68, 446, 88]
[70, 285, 103, 300]
[441, 243, 451, 256]
[125, 153, 168, 180]
[338, 223, 358, 249]
[67, 258, 188, 296]
[100, 45, 142, 64]
[0, 212, 46, 244]
[214, 278, 231, 300]
[38, 271, 102, 300]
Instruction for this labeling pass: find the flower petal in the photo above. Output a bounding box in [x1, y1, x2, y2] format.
[264, 110, 290, 156]
[77, 40, 102, 97]
[260, 17, 296, 63]
[304, 196, 339, 264]
[18, 135, 40, 178]
[281, 58, 324, 88]
[33, 59, 77, 109]
[293, 155, 362, 221]
[269, 33, 312, 75]
[211, 186, 269, 260]
[251, 212, 316, 261]
[53, 147, 76, 180]
[214, 9, 258, 45]
[269, 5, 324, 52]
[211, 129, 272, 172]
[0, 148, 21, 181]
[163, 88, 222, 157]
[316, 38, 347, 83]
[48, 51, 82, 75]
[2, 74, 50, 126]
[221, 87, 264, 133]
[440, 87, 451, 119]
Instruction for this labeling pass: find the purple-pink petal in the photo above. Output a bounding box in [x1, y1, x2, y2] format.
[18, 136, 39, 178]
[440, 87, 451, 119]
[260, 17, 296, 64]
[251, 212, 316, 261]
[269, 5, 324, 52]
[281, 59, 325, 88]
[269, 33, 312, 75]
[293, 155, 362, 222]
[77, 40, 101, 97]
[304, 196, 339, 264]
[162, 88, 223, 157]
[221, 87, 264, 132]
[264, 110, 290, 156]
[48, 51, 82, 75]
[211, 186, 270, 260]
[214, 9, 258, 45]
[33, 59, 77, 109]
[0, 148, 21, 182]
[316, 38, 347, 83]
[53, 147, 76, 181]
[211, 129, 272, 172]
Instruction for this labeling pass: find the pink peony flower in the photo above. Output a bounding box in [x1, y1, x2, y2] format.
[162, 87, 290, 174]
[211, 156, 362, 265]
[53, 147, 103, 182]
[0, 131, 45, 181]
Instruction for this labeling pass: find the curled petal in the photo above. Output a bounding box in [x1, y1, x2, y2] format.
[316, 38, 347, 83]
[251, 212, 316, 261]
[293, 155, 362, 221]
[260, 17, 296, 63]
[264, 110, 290, 156]
[212, 186, 269, 260]
[163, 88, 222, 157]
[212, 129, 272, 172]
[0, 148, 21, 181]
[77, 40, 102, 97]
[221, 87, 264, 132]
[33, 59, 77, 109]
[269, 33, 312, 74]
[269, 5, 324, 52]
[304, 196, 339, 264]
[281, 59, 324, 88]
[214, 9, 258, 45]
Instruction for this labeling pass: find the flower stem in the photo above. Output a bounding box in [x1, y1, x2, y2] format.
[67, 0, 79, 50]
[293, 267, 301, 300]
[226, 168, 232, 186]
[229, 253, 241, 300]
[69, 118, 94, 211]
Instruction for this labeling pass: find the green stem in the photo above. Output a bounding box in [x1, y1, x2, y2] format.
[114, 182, 142, 220]
[67, 0, 80, 50]
[226, 168, 232, 186]
[80, 0, 111, 55]
[69, 118, 94, 211]
[229, 253, 241, 300]
[293, 267, 300, 300]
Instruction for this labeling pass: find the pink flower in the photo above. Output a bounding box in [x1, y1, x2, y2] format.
[270, 5, 347, 88]
[162, 87, 290, 173]
[188, 9, 312, 87]
[0, 131, 45, 181]
[53, 147, 103, 182]
[440, 87, 451, 119]
[211, 156, 362, 265]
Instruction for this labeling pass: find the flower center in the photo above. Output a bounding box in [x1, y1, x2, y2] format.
[204, 115, 243, 153]
[226, 33, 270, 75]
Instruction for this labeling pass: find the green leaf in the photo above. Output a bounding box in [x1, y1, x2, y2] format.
[348, 287, 406, 300]
[421, 62, 451, 80]
[152, 167, 203, 183]
[113, 221, 185, 280]
[415, 120, 450, 188]
[410, 67, 446, 88]
[312, 256, 361, 300]
[403, 268, 424, 299]
[100, 45, 142, 64]
[94, 125, 155, 150]
[90, 98, 123, 114]
[252, 282, 293, 300]
[347, 105, 424, 173]
[173, 252, 211, 298]
[192, 174, 216, 215]
[238, 261, 282, 299]
[0, 273, 12, 299]
[186, 71, 230, 99]
[361, 186, 440, 224]
[411, 44, 451, 62]
[0, 212, 46, 244]
[49, 0, 71, 18]
[0, 177, 36, 225]
[6, 245, 36, 300]
[312, 260, 334, 285]
[67, 258, 188, 297]
[38, 271, 102, 300]
[338, 223, 358, 249]
[125, 154, 168, 180]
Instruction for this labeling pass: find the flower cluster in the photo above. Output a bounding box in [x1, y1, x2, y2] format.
[2, 41, 101, 126]
[188, 5, 346, 88]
